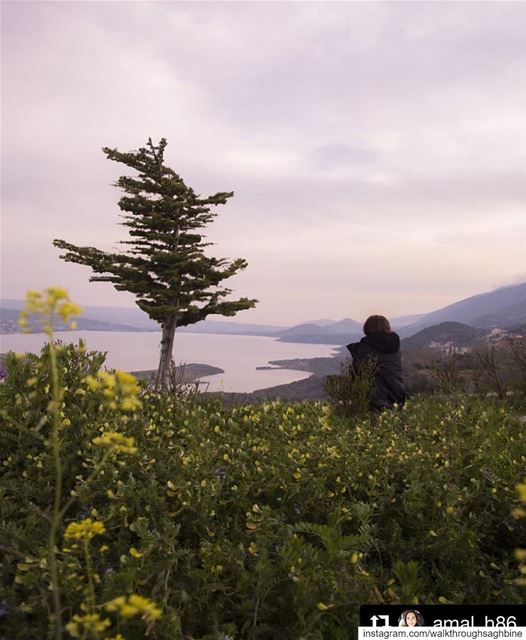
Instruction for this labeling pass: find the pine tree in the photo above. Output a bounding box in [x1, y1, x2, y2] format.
[53, 138, 257, 389]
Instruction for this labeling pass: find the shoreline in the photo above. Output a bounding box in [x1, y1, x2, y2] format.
[127, 349, 349, 402]
[203, 349, 348, 402]
[1, 344, 348, 401]
[132, 363, 224, 384]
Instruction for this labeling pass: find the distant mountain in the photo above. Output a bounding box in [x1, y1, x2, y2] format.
[391, 313, 426, 329]
[277, 323, 326, 338]
[4, 280, 525, 344]
[469, 298, 526, 329]
[178, 320, 286, 336]
[402, 322, 487, 350]
[0, 297, 357, 344]
[0, 307, 142, 334]
[275, 321, 361, 345]
[1, 300, 158, 331]
[304, 318, 337, 327]
[325, 318, 363, 334]
[275, 324, 340, 344]
[0, 299, 285, 336]
[80, 306, 157, 330]
[1, 299, 28, 310]
[400, 282, 526, 337]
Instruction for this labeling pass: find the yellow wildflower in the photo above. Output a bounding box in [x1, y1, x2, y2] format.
[115, 370, 137, 385]
[85, 375, 99, 391]
[99, 370, 116, 389]
[19, 287, 82, 336]
[105, 594, 161, 622]
[516, 481, 526, 504]
[64, 518, 106, 542]
[46, 286, 69, 302]
[105, 596, 125, 611]
[93, 432, 137, 455]
[58, 301, 82, 322]
[121, 396, 141, 411]
[65, 613, 111, 638]
[84, 369, 142, 412]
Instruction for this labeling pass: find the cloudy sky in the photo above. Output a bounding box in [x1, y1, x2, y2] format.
[2, 1, 526, 325]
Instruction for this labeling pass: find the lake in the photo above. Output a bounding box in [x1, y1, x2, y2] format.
[0, 331, 342, 392]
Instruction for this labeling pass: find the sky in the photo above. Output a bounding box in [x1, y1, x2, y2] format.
[2, 1, 526, 326]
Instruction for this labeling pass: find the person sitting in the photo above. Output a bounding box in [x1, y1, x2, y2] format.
[346, 314, 407, 410]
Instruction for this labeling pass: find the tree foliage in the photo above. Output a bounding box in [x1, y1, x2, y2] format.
[54, 138, 256, 386]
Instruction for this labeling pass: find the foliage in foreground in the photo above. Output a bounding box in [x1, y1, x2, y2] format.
[324, 358, 378, 417]
[1, 339, 526, 639]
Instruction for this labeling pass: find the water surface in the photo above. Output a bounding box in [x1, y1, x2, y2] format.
[0, 331, 341, 392]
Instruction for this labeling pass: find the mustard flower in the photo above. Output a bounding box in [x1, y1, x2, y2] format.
[19, 287, 82, 335]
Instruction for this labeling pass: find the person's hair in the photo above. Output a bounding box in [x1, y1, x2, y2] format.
[363, 315, 391, 335]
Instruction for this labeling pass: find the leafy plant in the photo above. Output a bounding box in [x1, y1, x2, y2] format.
[324, 358, 378, 418]
[0, 289, 162, 640]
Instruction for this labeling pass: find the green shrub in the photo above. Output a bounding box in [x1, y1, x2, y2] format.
[324, 358, 377, 418]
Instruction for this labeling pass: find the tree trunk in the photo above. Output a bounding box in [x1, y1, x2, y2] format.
[156, 314, 178, 390]
[156, 223, 181, 390]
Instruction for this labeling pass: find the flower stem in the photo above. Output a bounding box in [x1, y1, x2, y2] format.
[48, 324, 63, 640]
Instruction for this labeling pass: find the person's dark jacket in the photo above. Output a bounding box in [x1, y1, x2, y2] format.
[346, 331, 407, 410]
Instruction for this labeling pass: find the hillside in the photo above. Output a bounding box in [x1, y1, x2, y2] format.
[402, 321, 487, 350]
[391, 313, 425, 328]
[400, 282, 526, 336]
[470, 297, 526, 329]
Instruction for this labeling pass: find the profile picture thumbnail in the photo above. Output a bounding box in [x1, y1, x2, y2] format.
[398, 609, 425, 626]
